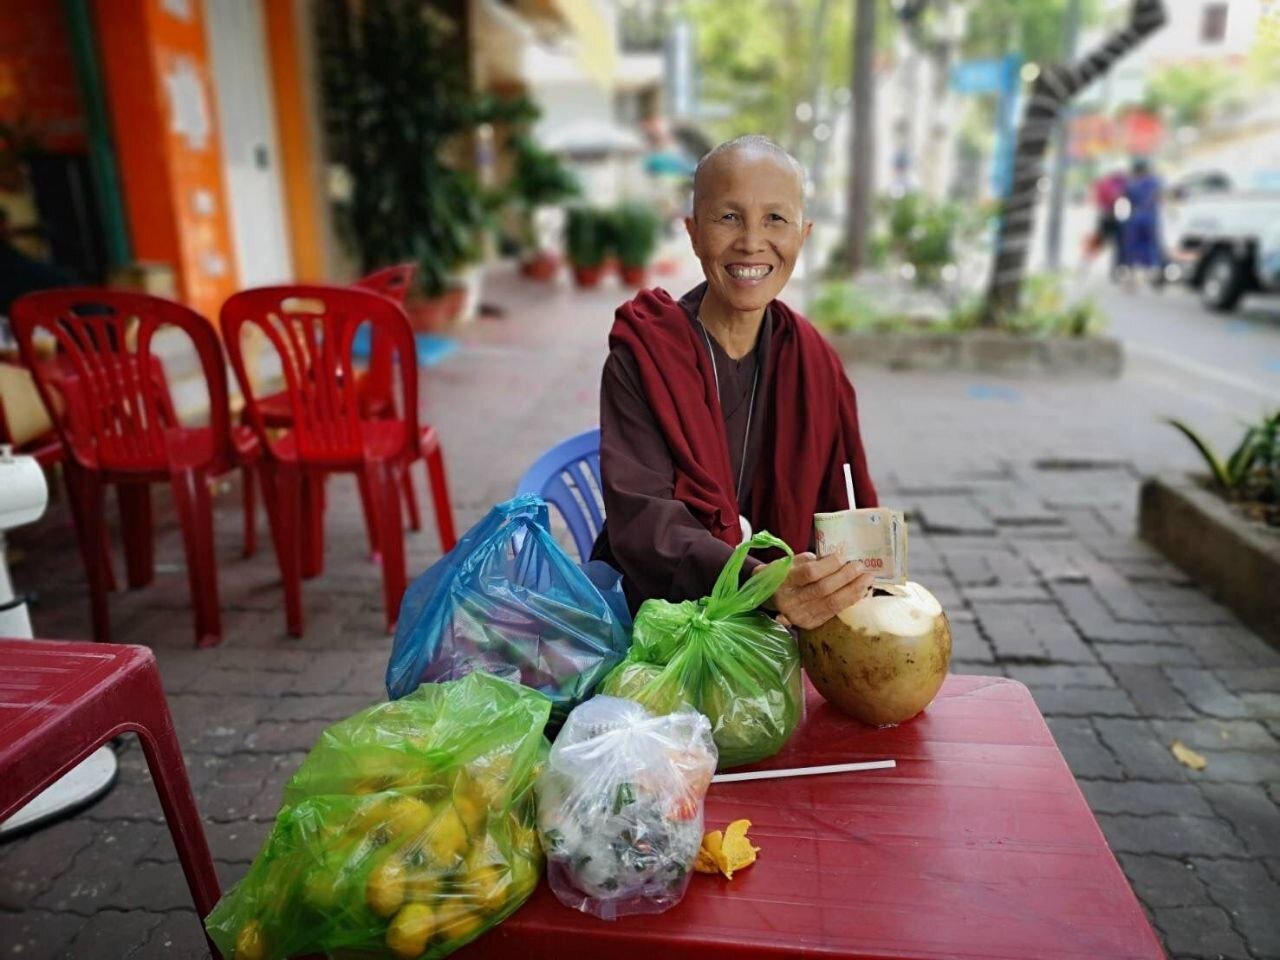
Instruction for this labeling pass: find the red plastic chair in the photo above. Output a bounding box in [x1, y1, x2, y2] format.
[0, 639, 220, 955]
[11, 289, 261, 648]
[240, 264, 436, 565]
[223, 284, 454, 635]
[0, 365, 121, 591]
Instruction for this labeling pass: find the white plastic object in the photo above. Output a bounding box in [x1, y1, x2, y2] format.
[536, 696, 717, 920]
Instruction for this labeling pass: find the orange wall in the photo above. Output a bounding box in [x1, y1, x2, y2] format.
[0, 0, 86, 153]
[93, 0, 237, 320]
[263, 0, 327, 280]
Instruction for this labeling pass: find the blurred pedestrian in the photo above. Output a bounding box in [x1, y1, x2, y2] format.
[1120, 158, 1164, 287]
[1089, 168, 1127, 280]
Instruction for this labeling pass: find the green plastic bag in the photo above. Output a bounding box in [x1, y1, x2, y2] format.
[205, 672, 550, 960]
[599, 532, 803, 769]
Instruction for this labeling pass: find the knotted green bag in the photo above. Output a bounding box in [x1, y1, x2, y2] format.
[599, 532, 803, 769]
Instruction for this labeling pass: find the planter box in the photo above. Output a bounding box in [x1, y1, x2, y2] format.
[826, 330, 1123, 378]
[1139, 476, 1280, 647]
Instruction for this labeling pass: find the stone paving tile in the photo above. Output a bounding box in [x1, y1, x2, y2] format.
[970, 600, 1097, 663]
[1110, 665, 1199, 720]
[1189, 858, 1280, 959]
[1152, 905, 1252, 960]
[1080, 780, 1215, 818]
[1097, 813, 1247, 858]
[1164, 668, 1255, 720]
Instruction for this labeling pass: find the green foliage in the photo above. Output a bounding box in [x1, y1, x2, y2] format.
[961, 0, 1103, 64]
[564, 207, 612, 269]
[685, 0, 854, 149]
[1143, 61, 1243, 127]
[508, 133, 580, 252]
[808, 282, 892, 332]
[316, 0, 524, 296]
[611, 203, 662, 269]
[878, 192, 970, 286]
[995, 272, 1107, 337]
[1167, 411, 1280, 523]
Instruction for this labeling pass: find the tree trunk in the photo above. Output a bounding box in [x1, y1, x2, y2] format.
[846, 0, 876, 274]
[982, 0, 1166, 324]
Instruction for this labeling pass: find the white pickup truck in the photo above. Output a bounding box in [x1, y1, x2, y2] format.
[1167, 171, 1280, 312]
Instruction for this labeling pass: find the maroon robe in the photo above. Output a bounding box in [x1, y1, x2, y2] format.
[592, 282, 877, 612]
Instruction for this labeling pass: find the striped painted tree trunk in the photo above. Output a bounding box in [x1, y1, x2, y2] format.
[982, 0, 1167, 323]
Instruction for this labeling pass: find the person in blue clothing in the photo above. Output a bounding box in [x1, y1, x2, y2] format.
[1120, 158, 1163, 285]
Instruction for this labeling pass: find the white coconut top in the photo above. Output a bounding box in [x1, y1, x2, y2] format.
[836, 581, 944, 636]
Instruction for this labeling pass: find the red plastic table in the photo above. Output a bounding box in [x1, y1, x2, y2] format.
[0, 639, 221, 953]
[467, 675, 1165, 960]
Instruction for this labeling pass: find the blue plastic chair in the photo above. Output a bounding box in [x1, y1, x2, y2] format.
[515, 428, 602, 562]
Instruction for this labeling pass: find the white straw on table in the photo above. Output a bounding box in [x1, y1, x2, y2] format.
[843, 462, 857, 511]
[712, 759, 895, 784]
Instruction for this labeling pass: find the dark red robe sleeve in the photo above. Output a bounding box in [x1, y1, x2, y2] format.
[592, 346, 761, 612]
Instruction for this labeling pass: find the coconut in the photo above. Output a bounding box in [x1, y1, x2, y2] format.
[798, 581, 951, 726]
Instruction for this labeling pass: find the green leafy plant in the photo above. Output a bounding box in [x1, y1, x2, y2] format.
[565, 207, 612, 270]
[962, 273, 1107, 338]
[317, 0, 528, 297]
[1167, 411, 1280, 525]
[509, 133, 580, 254]
[877, 192, 971, 287]
[808, 282, 895, 332]
[611, 203, 661, 269]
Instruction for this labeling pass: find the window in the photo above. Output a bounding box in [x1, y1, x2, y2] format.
[1201, 3, 1229, 44]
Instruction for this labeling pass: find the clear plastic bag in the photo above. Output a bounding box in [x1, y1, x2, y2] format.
[204, 673, 550, 960]
[535, 696, 717, 920]
[386, 495, 632, 724]
[600, 531, 804, 769]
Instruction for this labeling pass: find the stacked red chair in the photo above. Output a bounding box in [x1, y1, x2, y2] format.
[223, 284, 455, 635]
[11, 289, 261, 647]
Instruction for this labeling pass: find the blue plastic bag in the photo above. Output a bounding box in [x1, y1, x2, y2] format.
[387, 495, 631, 722]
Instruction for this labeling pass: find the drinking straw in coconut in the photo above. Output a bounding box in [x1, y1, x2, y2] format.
[843, 462, 857, 511]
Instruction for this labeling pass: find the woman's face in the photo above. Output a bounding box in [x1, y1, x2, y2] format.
[685, 150, 812, 317]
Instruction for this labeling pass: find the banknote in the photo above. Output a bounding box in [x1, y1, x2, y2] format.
[812, 507, 908, 586]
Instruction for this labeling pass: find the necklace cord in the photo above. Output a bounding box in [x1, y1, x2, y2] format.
[698, 317, 759, 505]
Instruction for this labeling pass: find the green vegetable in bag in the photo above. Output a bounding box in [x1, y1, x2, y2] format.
[205, 672, 550, 960]
[599, 532, 803, 769]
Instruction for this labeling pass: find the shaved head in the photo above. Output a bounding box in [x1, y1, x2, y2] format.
[691, 135, 807, 219]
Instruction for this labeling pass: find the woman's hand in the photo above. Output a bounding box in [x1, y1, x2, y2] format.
[756, 552, 876, 630]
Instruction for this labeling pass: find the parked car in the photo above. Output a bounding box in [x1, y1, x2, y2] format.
[1168, 171, 1280, 311]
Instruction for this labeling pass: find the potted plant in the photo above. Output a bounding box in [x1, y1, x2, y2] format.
[612, 203, 661, 286]
[317, 0, 525, 329]
[565, 207, 610, 288]
[509, 133, 579, 281]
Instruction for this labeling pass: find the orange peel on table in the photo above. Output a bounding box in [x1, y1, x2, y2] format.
[693, 819, 759, 879]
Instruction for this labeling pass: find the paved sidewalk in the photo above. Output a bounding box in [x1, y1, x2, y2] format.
[2, 266, 1278, 959]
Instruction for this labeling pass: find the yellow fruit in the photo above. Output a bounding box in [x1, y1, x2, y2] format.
[403, 866, 444, 903]
[386, 903, 435, 959]
[453, 791, 487, 837]
[454, 856, 508, 909]
[434, 899, 485, 943]
[425, 807, 469, 864]
[234, 920, 267, 960]
[367, 856, 407, 918]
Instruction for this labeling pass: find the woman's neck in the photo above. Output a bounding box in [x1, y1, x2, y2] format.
[698, 290, 765, 360]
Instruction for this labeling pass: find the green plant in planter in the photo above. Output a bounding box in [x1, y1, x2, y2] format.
[317, 0, 531, 298]
[1168, 411, 1280, 513]
[612, 203, 661, 271]
[565, 207, 611, 270]
[510, 134, 580, 255]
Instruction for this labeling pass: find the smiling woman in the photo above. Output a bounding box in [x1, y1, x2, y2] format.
[590, 135, 881, 630]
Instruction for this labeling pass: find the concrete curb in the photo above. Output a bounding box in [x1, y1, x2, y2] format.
[826, 330, 1124, 378]
[1139, 475, 1280, 648]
